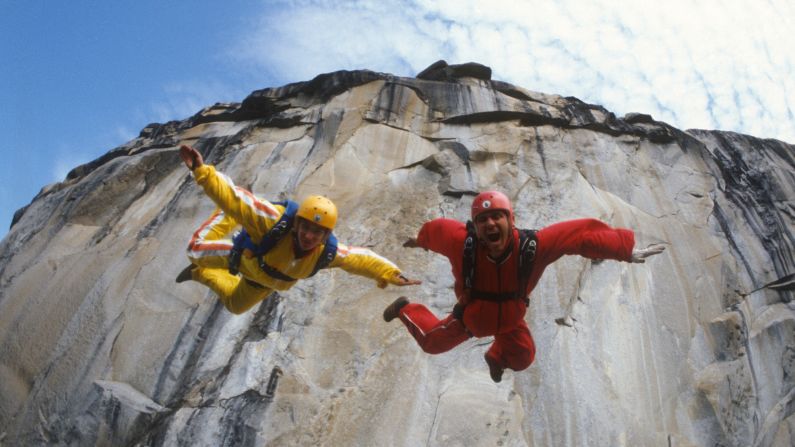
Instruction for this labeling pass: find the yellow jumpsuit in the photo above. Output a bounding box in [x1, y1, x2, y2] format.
[186, 164, 405, 314]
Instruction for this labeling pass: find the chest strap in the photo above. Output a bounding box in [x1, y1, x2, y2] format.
[258, 261, 297, 283]
[469, 290, 528, 304]
[462, 223, 538, 303]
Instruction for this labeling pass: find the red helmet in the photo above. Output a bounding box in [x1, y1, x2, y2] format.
[471, 191, 513, 222]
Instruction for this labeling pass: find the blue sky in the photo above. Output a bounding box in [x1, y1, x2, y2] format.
[2, 0, 793, 240]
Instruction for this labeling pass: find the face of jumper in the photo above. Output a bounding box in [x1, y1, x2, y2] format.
[474, 210, 512, 257]
[296, 217, 330, 251]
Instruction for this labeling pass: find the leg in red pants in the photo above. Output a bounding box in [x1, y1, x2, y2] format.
[399, 303, 470, 354]
[485, 319, 536, 372]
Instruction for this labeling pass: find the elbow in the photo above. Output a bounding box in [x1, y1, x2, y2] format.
[419, 340, 451, 355]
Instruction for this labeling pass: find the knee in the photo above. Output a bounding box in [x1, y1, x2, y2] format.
[512, 347, 536, 371]
[518, 355, 535, 371]
[418, 340, 452, 355]
[221, 297, 259, 315]
[417, 337, 457, 354]
[222, 302, 250, 315]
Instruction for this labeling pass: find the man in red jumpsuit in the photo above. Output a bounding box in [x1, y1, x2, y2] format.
[383, 191, 665, 382]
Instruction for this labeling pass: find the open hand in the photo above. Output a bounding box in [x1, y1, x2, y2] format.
[630, 244, 666, 263]
[179, 145, 204, 170]
[395, 274, 422, 286]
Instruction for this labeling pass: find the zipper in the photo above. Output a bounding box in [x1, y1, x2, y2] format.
[496, 261, 502, 333]
[486, 244, 513, 335]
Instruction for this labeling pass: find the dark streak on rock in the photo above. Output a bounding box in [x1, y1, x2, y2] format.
[694, 130, 795, 302]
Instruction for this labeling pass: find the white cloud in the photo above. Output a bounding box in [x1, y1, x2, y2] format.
[115, 126, 137, 144]
[52, 151, 91, 182]
[234, 1, 460, 82]
[131, 79, 251, 127]
[233, 0, 794, 142]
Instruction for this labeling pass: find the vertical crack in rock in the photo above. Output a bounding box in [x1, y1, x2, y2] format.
[151, 306, 200, 400]
[128, 293, 284, 445]
[243, 293, 282, 343]
[711, 201, 756, 296]
[137, 174, 195, 241]
[533, 131, 549, 178]
[366, 81, 431, 126]
[213, 388, 276, 447]
[753, 388, 795, 447]
[427, 390, 447, 446]
[124, 302, 228, 444]
[261, 141, 288, 169]
[729, 302, 762, 436]
[284, 108, 344, 195]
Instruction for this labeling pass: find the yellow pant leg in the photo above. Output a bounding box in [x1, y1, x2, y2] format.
[187, 209, 272, 314]
[193, 267, 272, 315]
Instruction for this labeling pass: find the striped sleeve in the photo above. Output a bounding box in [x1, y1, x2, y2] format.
[193, 164, 282, 240]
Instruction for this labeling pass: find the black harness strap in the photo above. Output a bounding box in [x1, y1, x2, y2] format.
[466, 290, 519, 302]
[462, 221, 477, 290]
[516, 228, 538, 305]
[258, 260, 297, 283]
[461, 222, 538, 304]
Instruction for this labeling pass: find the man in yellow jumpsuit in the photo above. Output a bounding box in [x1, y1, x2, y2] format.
[177, 145, 421, 314]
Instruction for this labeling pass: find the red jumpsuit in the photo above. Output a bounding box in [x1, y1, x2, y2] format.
[398, 218, 635, 373]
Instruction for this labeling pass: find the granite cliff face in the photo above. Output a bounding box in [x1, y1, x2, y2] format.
[1, 61, 793, 446]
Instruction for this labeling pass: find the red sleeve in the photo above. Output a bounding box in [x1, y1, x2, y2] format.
[416, 218, 467, 259]
[534, 218, 635, 267]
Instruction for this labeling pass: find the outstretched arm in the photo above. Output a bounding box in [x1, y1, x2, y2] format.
[331, 243, 421, 288]
[535, 218, 636, 266]
[179, 144, 278, 240]
[404, 218, 466, 260]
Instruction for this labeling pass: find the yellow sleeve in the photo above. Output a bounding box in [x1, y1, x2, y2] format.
[192, 164, 282, 241]
[330, 242, 403, 288]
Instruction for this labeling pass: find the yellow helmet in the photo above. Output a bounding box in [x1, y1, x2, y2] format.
[296, 195, 338, 230]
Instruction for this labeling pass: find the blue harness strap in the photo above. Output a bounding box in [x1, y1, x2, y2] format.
[227, 199, 338, 281]
[311, 233, 337, 277]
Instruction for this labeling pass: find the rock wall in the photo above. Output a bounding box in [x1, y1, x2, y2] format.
[0, 61, 793, 446]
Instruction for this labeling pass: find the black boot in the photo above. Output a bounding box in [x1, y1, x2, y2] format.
[383, 296, 409, 322]
[175, 264, 196, 283]
[484, 353, 504, 383]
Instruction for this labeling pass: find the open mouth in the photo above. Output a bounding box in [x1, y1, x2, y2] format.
[486, 232, 501, 242]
